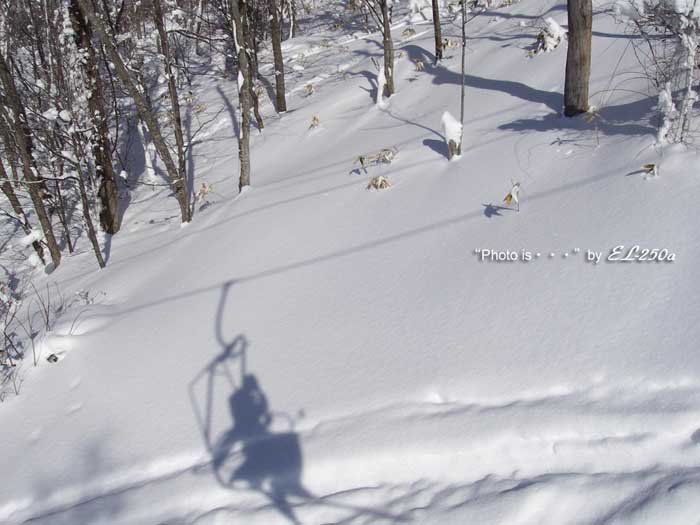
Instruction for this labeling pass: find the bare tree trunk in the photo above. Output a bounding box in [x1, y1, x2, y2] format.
[458, 0, 466, 155]
[0, 120, 20, 183]
[269, 0, 287, 112]
[432, 0, 443, 62]
[675, 34, 698, 143]
[250, 84, 264, 130]
[0, 52, 62, 268]
[194, 0, 206, 55]
[564, 0, 592, 117]
[75, 163, 106, 268]
[69, 0, 121, 234]
[153, 0, 189, 209]
[76, 0, 192, 223]
[231, 0, 252, 191]
[380, 0, 394, 97]
[51, 168, 75, 254]
[0, 158, 46, 264]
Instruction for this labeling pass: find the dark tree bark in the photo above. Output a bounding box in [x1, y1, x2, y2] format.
[458, 0, 466, 156]
[153, 0, 189, 210]
[230, 0, 252, 191]
[290, 0, 297, 38]
[69, 0, 121, 234]
[76, 0, 192, 223]
[269, 0, 287, 112]
[564, 0, 592, 117]
[432, 0, 443, 62]
[0, 52, 62, 268]
[74, 162, 106, 268]
[0, 158, 45, 264]
[380, 0, 394, 97]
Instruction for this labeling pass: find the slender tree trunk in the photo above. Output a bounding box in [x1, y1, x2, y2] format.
[194, 0, 206, 55]
[250, 84, 264, 130]
[269, 0, 287, 112]
[75, 163, 106, 268]
[0, 52, 62, 268]
[675, 34, 697, 143]
[76, 0, 192, 223]
[51, 168, 75, 254]
[231, 0, 252, 190]
[380, 0, 394, 97]
[69, 0, 121, 234]
[432, 0, 443, 62]
[458, 0, 466, 155]
[153, 0, 189, 209]
[0, 120, 20, 183]
[564, 0, 592, 117]
[0, 158, 45, 264]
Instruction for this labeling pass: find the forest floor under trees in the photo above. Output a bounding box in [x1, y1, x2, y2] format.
[3, 0, 700, 523]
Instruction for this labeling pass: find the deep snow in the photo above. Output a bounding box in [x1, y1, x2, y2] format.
[3, 0, 700, 523]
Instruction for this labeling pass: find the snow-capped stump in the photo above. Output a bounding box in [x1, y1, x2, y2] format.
[413, 59, 425, 72]
[441, 111, 462, 160]
[309, 115, 320, 129]
[528, 18, 566, 57]
[304, 83, 314, 97]
[367, 176, 392, 190]
[354, 147, 398, 173]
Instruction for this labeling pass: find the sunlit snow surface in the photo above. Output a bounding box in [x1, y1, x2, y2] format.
[2, 0, 700, 523]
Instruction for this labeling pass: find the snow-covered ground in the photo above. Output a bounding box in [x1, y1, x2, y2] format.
[3, 0, 700, 523]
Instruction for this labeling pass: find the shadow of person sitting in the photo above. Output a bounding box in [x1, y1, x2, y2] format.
[192, 284, 410, 524]
[212, 373, 311, 524]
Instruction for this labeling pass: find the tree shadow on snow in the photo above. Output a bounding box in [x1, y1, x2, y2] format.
[499, 95, 657, 137]
[215, 85, 241, 139]
[343, 69, 378, 102]
[423, 138, 448, 159]
[189, 282, 411, 524]
[355, 45, 562, 113]
[482, 203, 514, 218]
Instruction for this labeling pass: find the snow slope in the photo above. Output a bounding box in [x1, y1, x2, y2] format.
[3, 0, 700, 523]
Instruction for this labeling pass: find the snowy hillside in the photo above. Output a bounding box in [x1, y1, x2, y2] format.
[3, 0, 700, 523]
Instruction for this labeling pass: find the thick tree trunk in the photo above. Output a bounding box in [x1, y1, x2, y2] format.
[432, 0, 443, 62]
[380, 0, 394, 97]
[153, 0, 189, 209]
[0, 52, 62, 268]
[76, 0, 192, 223]
[231, 0, 252, 191]
[564, 0, 592, 117]
[69, 0, 121, 234]
[269, 0, 287, 112]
